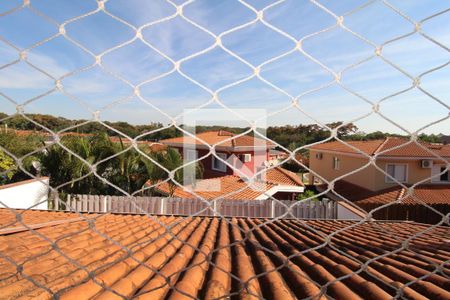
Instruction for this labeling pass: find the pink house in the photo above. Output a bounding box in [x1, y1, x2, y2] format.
[160, 130, 276, 179]
[157, 131, 305, 200]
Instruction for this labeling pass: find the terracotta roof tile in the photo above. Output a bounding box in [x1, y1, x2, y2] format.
[328, 180, 450, 206]
[310, 137, 450, 158]
[321, 180, 376, 203]
[160, 130, 276, 148]
[266, 167, 304, 186]
[153, 175, 276, 200]
[354, 184, 450, 206]
[310, 139, 384, 155]
[0, 208, 84, 229]
[151, 167, 303, 200]
[0, 209, 448, 299]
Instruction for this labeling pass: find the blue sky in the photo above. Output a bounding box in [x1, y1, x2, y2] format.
[0, 0, 448, 134]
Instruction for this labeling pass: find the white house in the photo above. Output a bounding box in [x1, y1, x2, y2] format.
[0, 177, 50, 210]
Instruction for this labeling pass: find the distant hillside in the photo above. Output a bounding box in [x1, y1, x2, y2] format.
[0, 112, 443, 148]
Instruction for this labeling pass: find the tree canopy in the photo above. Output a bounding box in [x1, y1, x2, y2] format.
[0, 131, 202, 196]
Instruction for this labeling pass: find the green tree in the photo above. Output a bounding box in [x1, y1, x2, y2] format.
[41, 133, 115, 194]
[146, 147, 203, 196]
[38, 134, 199, 196]
[297, 189, 318, 201]
[0, 150, 15, 184]
[0, 131, 44, 182]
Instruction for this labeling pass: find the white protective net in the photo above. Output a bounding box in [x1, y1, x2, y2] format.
[0, 0, 449, 299]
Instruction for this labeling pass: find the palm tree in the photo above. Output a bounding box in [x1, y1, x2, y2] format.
[148, 147, 203, 196]
[107, 138, 150, 194]
[40, 134, 202, 197]
[41, 133, 115, 194]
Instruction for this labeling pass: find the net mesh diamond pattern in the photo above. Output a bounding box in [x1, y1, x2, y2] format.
[0, 0, 449, 299]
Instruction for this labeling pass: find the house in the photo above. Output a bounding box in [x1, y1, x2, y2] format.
[309, 137, 450, 190]
[325, 180, 449, 223]
[159, 130, 276, 179]
[267, 149, 288, 166]
[0, 177, 49, 210]
[158, 131, 305, 200]
[440, 135, 450, 145]
[308, 137, 450, 223]
[152, 166, 304, 200]
[0, 208, 448, 299]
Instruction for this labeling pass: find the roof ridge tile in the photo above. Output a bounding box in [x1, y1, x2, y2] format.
[373, 137, 391, 155]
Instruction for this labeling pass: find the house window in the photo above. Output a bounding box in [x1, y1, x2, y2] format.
[431, 165, 449, 183]
[385, 164, 407, 183]
[333, 157, 340, 170]
[439, 167, 449, 181]
[185, 149, 197, 162]
[212, 153, 227, 172]
[440, 167, 449, 182]
[255, 166, 265, 181]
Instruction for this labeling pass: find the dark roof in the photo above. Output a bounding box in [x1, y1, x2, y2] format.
[319, 180, 374, 202]
[0, 209, 449, 299]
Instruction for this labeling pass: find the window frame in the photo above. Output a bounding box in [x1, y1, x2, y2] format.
[431, 164, 449, 183]
[333, 156, 340, 170]
[440, 167, 449, 182]
[385, 163, 408, 183]
[212, 152, 227, 172]
[185, 149, 198, 162]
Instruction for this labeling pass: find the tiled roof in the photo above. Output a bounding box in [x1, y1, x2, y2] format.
[354, 184, 450, 206]
[322, 180, 376, 202]
[310, 137, 450, 158]
[160, 130, 276, 148]
[326, 180, 450, 205]
[153, 175, 275, 200]
[266, 167, 304, 186]
[0, 209, 448, 299]
[269, 149, 288, 157]
[0, 209, 83, 228]
[310, 139, 384, 155]
[152, 167, 304, 200]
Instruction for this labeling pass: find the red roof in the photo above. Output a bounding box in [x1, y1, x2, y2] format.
[310, 137, 450, 158]
[160, 130, 276, 149]
[151, 167, 304, 200]
[266, 167, 304, 186]
[326, 180, 450, 206]
[153, 176, 276, 200]
[355, 184, 450, 206]
[0, 209, 448, 299]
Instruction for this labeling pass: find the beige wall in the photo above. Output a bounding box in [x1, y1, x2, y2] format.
[373, 159, 436, 190]
[310, 150, 438, 191]
[310, 150, 377, 190]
